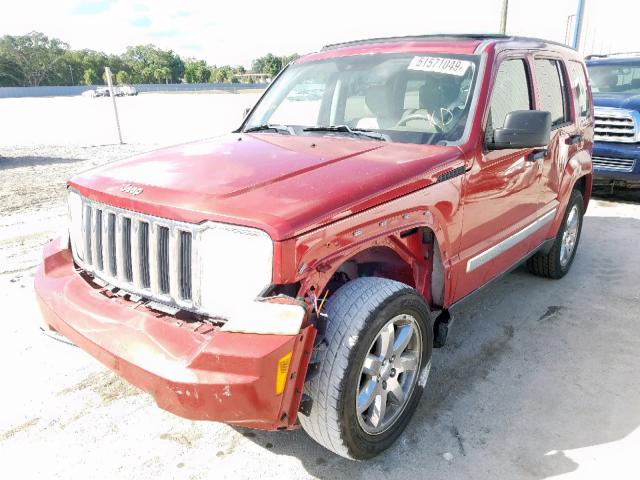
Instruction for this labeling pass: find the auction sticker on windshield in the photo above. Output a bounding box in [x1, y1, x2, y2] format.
[408, 56, 472, 76]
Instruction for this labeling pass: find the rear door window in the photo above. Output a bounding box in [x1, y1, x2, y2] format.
[486, 59, 532, 139]
[534, 59, 571, 128]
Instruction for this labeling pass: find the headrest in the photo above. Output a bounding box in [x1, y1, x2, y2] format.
[365, 85, 394, 117]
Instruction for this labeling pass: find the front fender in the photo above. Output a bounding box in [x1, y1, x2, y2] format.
[281, 178, 464, 304]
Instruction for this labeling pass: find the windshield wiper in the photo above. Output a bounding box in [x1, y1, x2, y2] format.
[244, 124, 293, 134]
[303, 125, 386, 141]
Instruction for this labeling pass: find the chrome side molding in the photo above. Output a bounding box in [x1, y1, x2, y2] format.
[467, 208, 557, 273]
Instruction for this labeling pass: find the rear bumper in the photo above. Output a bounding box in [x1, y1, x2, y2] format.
[34, 239, 314, 430]
[592, 142, 640, 187]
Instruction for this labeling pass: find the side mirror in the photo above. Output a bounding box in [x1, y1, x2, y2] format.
[487, 110, 551, 150]
[242, 107, 251, 119]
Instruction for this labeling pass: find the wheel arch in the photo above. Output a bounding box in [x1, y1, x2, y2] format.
[573, 172, 593, 211]
[299, 225, 448, 309]
[550, 148, 593, 235]
[286, 180, 462, 310]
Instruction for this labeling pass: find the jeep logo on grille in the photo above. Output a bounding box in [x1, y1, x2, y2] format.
[120, 184, 143, 195]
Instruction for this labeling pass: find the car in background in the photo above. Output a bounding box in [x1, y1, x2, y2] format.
[80, 87, 110, 97]
[586, 54, 640, 190]
[80, 88, 110, 97]
[117, 84, 138, 96]
[94, 87, 111, 97]
[80, 85, 138, 98]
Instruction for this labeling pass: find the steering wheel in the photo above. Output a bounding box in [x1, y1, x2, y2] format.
[395, 113, 443, 134]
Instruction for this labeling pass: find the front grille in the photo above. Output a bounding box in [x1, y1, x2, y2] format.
[139, 221, 150, 288]
[592, 156, 636, 172]
[180, 231, 192, 300]
[122, 217, 133, 282]
[157, 226, 170, 294]
[94, 209, 103, 270]
[75, 196, 200, 312]
[594, 107, 638, 143]
[108, 212, 116, 275]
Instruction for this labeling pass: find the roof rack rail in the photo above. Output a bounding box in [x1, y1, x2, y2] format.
[322, 34, 504, 51]
[321, 34, 575, 52]
[585, 52, 640, 60]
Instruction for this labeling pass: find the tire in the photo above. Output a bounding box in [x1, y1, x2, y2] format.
[299, 277, 432, 460]
[527, 189, 584, 279]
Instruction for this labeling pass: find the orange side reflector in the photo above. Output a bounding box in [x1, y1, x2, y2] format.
[276, 352, 292, 395]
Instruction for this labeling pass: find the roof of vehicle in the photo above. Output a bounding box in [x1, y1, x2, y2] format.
[295, 34, 577, 64]
[321, 34, 575, 52]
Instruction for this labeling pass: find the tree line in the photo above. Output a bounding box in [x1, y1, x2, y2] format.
[0, 31, 298, 87]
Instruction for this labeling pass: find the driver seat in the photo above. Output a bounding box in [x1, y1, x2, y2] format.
[357, 85, 399, 129]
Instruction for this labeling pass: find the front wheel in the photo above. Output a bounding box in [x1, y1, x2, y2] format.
[299, 277, 432, 460]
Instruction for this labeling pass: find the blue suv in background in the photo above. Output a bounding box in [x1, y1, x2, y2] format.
[586, 54, 640, 190]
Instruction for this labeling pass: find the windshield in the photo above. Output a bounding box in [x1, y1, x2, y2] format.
[588, 62, 640, 94]
[244, 53, 480, 145]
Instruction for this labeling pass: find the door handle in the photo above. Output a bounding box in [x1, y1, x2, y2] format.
[566, 134, 583, 145]
[527, 148, 547, 162]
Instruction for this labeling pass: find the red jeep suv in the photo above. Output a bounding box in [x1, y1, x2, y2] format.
[35, 34, 593, 459]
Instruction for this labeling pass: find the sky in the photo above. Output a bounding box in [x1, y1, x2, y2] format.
[1, 0, 639, 67]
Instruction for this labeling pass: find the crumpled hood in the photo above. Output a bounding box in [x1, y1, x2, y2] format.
[593, 93, 640, 112]
[70, 133, 463, 240]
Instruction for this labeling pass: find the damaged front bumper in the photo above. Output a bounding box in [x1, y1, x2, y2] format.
[34, 238, 315, 430]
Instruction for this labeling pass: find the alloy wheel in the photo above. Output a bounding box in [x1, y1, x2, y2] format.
[355, 313, 423, 435]
[560, 204, 580, 267]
